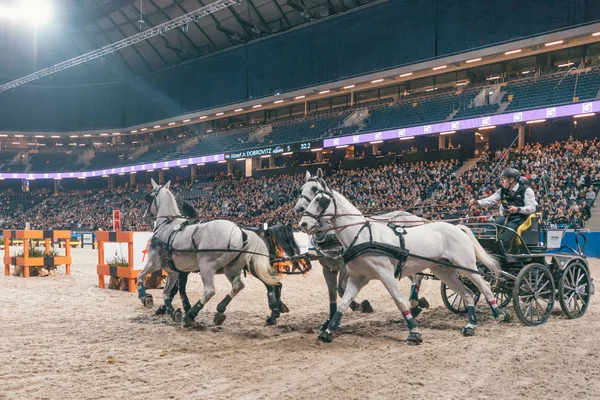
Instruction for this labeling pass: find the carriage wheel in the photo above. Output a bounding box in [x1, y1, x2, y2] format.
[440, 281, 481, 314]
[558, 261, 591, 319]
[512, 263, 555, 326]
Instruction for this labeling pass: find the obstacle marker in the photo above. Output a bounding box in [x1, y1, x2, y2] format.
[96, 231, 159, 292]
[3, 230, 72, 277]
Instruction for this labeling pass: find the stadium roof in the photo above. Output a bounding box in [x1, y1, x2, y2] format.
[0, 0, 379, 85]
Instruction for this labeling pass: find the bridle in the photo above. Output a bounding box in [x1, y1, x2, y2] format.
[301, 189, 338, 226]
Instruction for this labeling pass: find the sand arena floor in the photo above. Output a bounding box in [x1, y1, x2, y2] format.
[1, 248, 599, 400]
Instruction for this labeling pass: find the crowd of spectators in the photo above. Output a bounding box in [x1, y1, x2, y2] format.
[0, 138, 597, 233]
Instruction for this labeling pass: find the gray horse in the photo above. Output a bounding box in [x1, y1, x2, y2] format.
[137, 179, 279, 327]
[296, 169, 429, 331]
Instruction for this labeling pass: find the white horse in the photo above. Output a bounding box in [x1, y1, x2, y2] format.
[298, 183, 511, 344]
[136, 179, 279, 327]
[295, 170, 429, 331]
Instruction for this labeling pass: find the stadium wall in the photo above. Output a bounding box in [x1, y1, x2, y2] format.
[1, 0, 599, 131]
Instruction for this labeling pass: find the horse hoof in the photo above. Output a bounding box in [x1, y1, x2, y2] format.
[183, 316, 195, 328]
[499, 309, 512, 323]
[155, 305, 167, 315]
[214, 312, 226, 326]
[410, 306, 422, 318]
[418, 297, 430, 309]
[318, 331, 333, 343]
[266, 316, 277, 326]
[172, 309, 183, 324]
[461, 327, 475, 337]
[143, 295, 154, 309]
[281, 303, 290, 313]
[406, 332, 422, 345]
[361, 300, 374, 313]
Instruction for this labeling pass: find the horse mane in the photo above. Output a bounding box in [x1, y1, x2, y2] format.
[179, 200, 198, 218]
[267, 224, 300, 256]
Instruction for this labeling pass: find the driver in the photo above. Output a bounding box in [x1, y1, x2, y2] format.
[470, 168, 538, 246]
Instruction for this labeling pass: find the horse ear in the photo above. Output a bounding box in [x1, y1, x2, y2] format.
[316, 168, 324, 179]
[305, 171, 311, 182]
[151, 178, 158, 189]
[164, 181, 171, 190]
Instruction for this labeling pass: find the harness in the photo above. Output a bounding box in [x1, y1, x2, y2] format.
[302, 187, 483, 277]
[145, 186, 314, 274]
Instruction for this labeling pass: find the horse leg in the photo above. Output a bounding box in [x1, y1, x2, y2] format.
[161, 272, 184, 322]
[463, 271, 512, 323]
[214, 271, 245, 326]
[431, 267, 478, 336]
[376, 266, 422, 345]
[408, 274, 429, 318]
[318, 274, 369, 343]
[183, 268, 216, 327]
[339, 264, 373, 314]
[156, 272, 179, 316]
[178, 272, 192, 313]
[321, 266, 340, 331]
[265, 283, 288, 326]
[136, 257, 162, 308]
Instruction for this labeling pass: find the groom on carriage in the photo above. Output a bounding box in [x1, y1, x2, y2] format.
[470, 168, 538, 248]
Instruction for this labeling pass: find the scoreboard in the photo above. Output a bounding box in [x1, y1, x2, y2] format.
[224, 140, 322, 160]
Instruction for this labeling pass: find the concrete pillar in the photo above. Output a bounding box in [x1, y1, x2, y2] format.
[345, 146, 354, 159]
[191, 165, 197, 181]
[245, 158, 253, 177]
[227, 159, 233, 175]
[518, 123, 525, 149]
[316, 150, 323, 163]
[372, 143, 380, 155]
[54, 179, 58, 195]
[158, 169, 165, 184]
[129, 173, 136, 186]
[269, 156, 275, 168]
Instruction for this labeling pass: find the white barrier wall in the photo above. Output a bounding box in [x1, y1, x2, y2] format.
[103, 232, 154, 270]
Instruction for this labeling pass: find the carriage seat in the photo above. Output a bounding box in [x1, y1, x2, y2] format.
[516, 213, 542, 247]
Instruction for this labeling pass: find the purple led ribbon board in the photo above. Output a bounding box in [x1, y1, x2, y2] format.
[324, 100, 599, 148]
[0, 154, 225, 180]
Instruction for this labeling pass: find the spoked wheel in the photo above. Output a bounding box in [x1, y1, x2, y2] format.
[512, 263, 555, 326]
[558, 261, 592, 319]
[441, 280, 481, 314]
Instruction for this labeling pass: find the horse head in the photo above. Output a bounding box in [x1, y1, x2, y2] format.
[294, 168, 330, 214]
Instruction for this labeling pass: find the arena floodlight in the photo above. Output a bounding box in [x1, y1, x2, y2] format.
[0, 0, 240, 93]
[505, 49, 522, 55]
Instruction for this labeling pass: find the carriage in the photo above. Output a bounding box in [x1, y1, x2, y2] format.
[439, 213, 594, 326]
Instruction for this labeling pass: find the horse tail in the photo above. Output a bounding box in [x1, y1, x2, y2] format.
[457, 225, 501, 278]
[242, 229, 280, 285]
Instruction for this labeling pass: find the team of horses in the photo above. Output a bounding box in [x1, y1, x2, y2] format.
[137, 169, 511, 345]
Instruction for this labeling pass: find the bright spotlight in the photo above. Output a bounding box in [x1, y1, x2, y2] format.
[0, 0, 52, 25]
